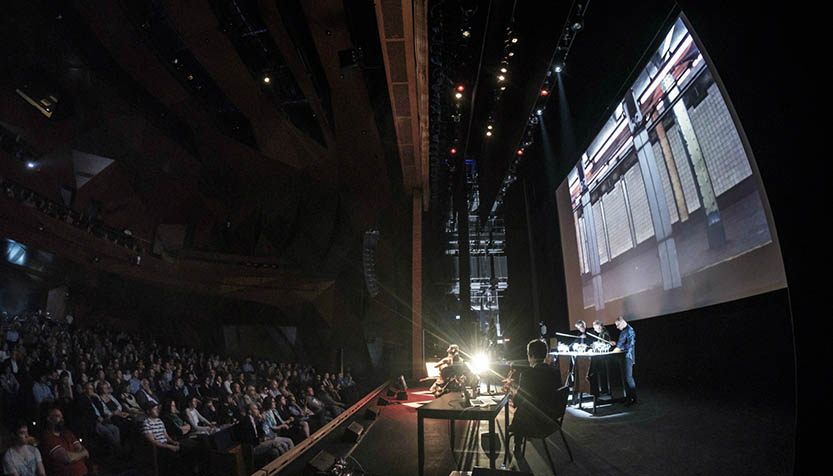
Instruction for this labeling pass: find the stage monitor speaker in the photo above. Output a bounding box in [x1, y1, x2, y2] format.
[364, 407, 380, 420]
[343, 422, 364, 442]
[395, 391, 407, 400]
[304, 450, 336, 475]
[377, 397, 388, 406]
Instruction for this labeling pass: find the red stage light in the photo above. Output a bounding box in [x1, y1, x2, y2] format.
[516, 149, 524, 155]
[541, 89, 549, 96]
[456, 84, 465, 92]
[450, 148, 457, 155]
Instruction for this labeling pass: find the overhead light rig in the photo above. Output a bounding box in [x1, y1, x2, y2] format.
[489, 1, 590, 215]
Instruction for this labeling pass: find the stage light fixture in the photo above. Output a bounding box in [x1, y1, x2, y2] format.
[450, 148, 457, 155]
[507, 51, 515, 57]
[517, 149, 524, 155]
[263, 76, 271, 84]
[541, 89, 549, 96]
[455, 92, 463, 99]
[469, 353, 490, 375]
[497, 75, 505, 81]
[572, 18, 584, 31]
[486, 131, 492, 137]
[554, 63, 564, 73]
[511, 37, 518, 44]
[487, 125, 493, 130]
[26, 161, 36, 169]
[536, 109, 543, 115]
[500, 67, 508, 74]
[462, 29, 471, 38]
[499, 85, 506, 90]
[457, 84, 465, 92]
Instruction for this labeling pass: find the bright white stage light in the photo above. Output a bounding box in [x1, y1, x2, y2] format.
[468, 353, 490, 375]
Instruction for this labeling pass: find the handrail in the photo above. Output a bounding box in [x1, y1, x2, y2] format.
[250, 380, 391, 476]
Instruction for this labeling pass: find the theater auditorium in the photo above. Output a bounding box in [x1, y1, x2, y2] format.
[1, 1, 814, 475]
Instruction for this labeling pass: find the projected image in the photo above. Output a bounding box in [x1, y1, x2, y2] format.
[557, 16, 786, 320]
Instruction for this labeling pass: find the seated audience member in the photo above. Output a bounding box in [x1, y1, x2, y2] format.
[201, 399, 219, 424]
[161, 399, 191, 440]
[2, 420, 46, 476]
[32, 372, 54, 406]
[315, 384, 346, 415]
[118, 382, 145, 418]
[54, 371, 74, 405]
[142, 403, 180, 453]
[135, 378, 160, 410]
[184, 397, 217, 434]
[41, 407, 90, 476]
[79, 382, 121, 450]
[237, 404, 292, 464]
[217, 393, 241, 426]
[275, 395, 310, 440]
[243, 385, 261, 408]
[98, 382, 132, 435]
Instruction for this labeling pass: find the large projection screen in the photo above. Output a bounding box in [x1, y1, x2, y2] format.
[556, 14, 787, 324]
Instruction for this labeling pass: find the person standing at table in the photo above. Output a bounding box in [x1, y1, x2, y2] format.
[573, 320, 588, 346]
[591, 320, 611, 343]
[610, 316, 637, 406]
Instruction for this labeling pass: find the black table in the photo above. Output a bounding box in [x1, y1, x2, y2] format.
[417, 392, 510, 476]
[553, 351, 626, 413]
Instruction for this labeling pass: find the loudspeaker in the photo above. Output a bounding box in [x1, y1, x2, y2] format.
[364, 407, 380, 420]
[395, 391, 407, 400]
[377, 397, 388, 406]
[343, 422, 364, 442]
[304, 450, 336, 475]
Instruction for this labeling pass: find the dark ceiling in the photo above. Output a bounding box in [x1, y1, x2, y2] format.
[0, 0, 805, 299]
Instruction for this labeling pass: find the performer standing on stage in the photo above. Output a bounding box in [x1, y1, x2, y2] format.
[573, 320, 588, 345]
[591, 320, 611, 343]
[610, 316, 637, 406]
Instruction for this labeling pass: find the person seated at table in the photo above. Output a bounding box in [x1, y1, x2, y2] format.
[509, 339, 561, 454]
[430, 344, 464, 396]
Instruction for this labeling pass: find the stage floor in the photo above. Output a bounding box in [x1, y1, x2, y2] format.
[345, 384, 794, 476]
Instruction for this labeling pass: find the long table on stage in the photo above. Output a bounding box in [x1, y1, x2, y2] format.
[417, 392, 510, 476]
[552, 351, 626, 413]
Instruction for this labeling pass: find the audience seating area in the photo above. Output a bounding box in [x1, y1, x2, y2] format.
[0, 310, 359, 476]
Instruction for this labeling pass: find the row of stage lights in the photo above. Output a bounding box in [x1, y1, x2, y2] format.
[489, 1, 589, 215]
[447, 3, 587, 164]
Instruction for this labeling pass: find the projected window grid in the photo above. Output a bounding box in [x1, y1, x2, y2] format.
[576, 214, 588, 274]
[625, 163, 655, 244]
[592, 201, 609, 265]
[666, 121, 702, 215]
[602, 180, 633, 260]
[652, 141, 681, 224]
[689, 84, 752, 196]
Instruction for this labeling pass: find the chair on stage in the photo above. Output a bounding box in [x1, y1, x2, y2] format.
[506, 385, 573, 475]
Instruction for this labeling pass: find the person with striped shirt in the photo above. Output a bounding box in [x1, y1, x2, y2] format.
[142, 403, 180, 453]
